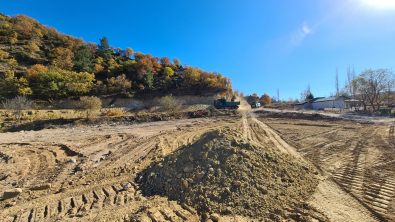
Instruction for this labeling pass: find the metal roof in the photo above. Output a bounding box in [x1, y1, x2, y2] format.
[313, 96, 343, 103]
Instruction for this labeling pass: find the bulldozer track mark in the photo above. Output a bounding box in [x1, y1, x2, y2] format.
[331, 128, 395, 221]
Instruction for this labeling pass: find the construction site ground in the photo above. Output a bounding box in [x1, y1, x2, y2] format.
[0, 107, 394, 221]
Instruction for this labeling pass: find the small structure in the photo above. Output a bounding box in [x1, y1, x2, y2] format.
[293, 96, 346, 110]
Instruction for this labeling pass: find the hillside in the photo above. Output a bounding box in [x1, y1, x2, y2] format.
[0, 13, 232, 100]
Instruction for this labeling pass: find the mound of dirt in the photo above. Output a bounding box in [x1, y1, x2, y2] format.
[137, 129, 321, 220]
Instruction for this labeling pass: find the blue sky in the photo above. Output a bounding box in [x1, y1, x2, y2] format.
[2, 0, 395, 100]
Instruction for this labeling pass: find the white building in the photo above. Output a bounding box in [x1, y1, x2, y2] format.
[293, 96, 346, 110]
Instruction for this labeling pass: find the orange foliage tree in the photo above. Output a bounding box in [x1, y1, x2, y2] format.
[259, 94, 271, 105]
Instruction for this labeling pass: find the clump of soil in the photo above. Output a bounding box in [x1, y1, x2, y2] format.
[137, 129, 320, 219]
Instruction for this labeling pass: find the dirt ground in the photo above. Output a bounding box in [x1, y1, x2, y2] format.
[0, 107, 393, 221]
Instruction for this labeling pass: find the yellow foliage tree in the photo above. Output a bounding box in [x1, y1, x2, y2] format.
[95, 56, 104, 64]
[183, 67, 200, 86]
[24, 42, 40, 53]
[0, 70, 32, 96]
[52, 47, 74, 70]
[163, 67, 174, 77]
[0, 50, 9, 60]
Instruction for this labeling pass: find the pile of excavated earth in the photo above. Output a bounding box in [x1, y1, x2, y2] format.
[136, 129, 326, 221]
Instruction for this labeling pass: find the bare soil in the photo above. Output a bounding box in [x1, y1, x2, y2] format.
[0, 108, 393, 221]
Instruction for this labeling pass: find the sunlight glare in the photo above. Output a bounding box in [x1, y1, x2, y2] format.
[365, 0, 395, 7]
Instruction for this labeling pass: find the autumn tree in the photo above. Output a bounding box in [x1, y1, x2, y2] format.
[0, 24, 18, 44]
[25, 64, 48, 81]
[173, 57, 181, 67]
[259, 94, 271, 105]
[183, 67, 199, 86]
[134, 52, 145, 61]
[136, 55, 153, 79]
[107, 74, 132, 93]
[52, 47, 74, 70]
[160, 57, 172, 67]
[124, 47, 134, 57]
[74, 45, 93, 72]
[98, 36, 112, 60]
[35, 68, 95, 98]
[0, 49, 9, 60]
[13, 21, 33, 37]
[0, 70, 32, 96]
[24, 42, 39, 53]
[164, 67, 174, 77]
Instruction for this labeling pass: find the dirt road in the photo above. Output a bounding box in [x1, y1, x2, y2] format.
[0, 109, 393, 221]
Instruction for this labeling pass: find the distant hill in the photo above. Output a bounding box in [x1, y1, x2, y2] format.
[0, 13, 232, 100]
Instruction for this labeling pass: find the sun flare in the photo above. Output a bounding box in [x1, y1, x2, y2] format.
[365, 0, 395, 7]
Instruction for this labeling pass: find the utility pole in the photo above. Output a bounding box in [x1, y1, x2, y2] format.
[277, 88, 280, 102]
[335, 67, 339, 96]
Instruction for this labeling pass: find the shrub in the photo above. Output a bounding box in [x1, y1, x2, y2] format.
[18, 51, 31, 60]
[73, 96, 102, 119]
[2, 96, 34, 122]
[161, 94, 180, 115]
[105, 109, 123, 116]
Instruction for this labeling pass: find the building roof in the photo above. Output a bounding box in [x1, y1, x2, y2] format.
[313, 96, 344, 103]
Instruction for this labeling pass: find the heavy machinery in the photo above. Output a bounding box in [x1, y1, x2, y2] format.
[250, 101, 260, 108]
[214, 97, 240, 109]
[214, 89, 240, 109]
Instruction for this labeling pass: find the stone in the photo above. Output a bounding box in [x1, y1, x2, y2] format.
[30, 183, 52, 190]
[233, 181, 242, 186]
[176, 173, 183, 179]
[210, 213, 220, 221]
[196, 171, 205, 179]
[183, 180, 188, 188]
[184, 165, 194, 173]
[2, 188, 22, 199]
[70, 158, 77, 163]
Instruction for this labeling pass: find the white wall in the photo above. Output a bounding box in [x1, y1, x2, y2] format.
[312, 98, 345, 110]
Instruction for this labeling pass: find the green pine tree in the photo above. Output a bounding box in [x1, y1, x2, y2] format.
[74, 45, 93, 72]
[98, 36, 112, 60]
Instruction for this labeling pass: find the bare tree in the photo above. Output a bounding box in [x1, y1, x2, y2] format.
[353, 69, 394, 111]
[2, 96, 34, 122]
[300, 84, 312, 101]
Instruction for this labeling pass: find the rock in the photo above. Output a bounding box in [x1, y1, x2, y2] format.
[233, 181, 242, 186]
[196, 171, 205, 179]
[208, 168, 214, 172]
[184, 165, 194, 173]
[176, 173, 183, 179]
[225, 187, 231, 194]
[2, 188, 22, 199]
[200, 152, 208, 160]
[210, 213, 220, 221]
[123, 183, 132, 190]
[183, 180, 188, 188]
[30, 183, 51, 190]
[70, 158, 77, 163]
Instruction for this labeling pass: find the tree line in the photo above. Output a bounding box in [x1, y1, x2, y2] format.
[0, 13, 232, 100]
